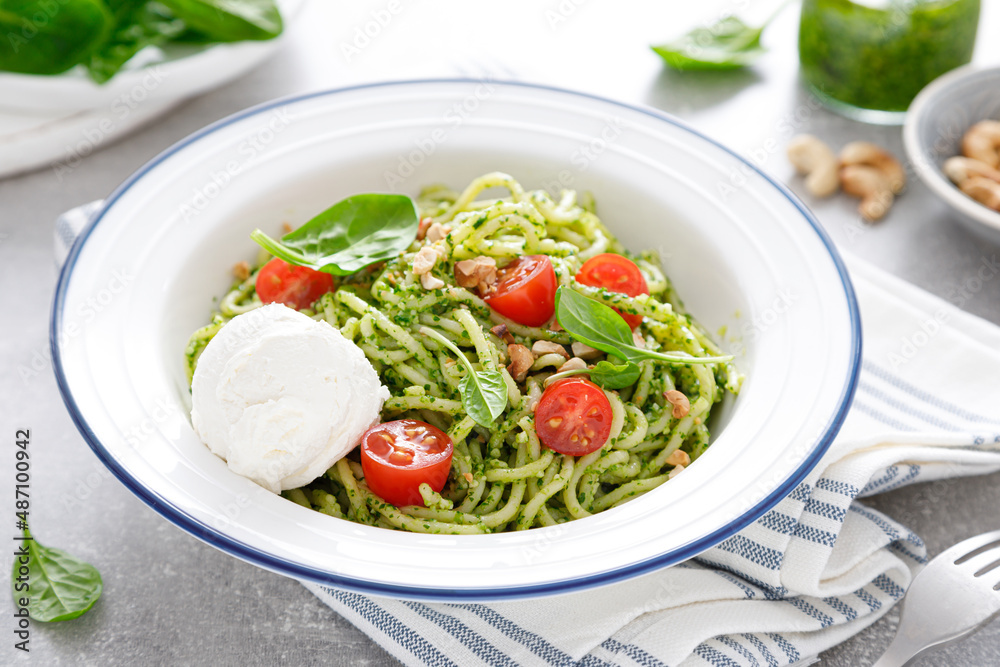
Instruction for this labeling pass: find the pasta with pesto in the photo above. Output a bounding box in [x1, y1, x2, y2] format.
[185, 172, 742, 534]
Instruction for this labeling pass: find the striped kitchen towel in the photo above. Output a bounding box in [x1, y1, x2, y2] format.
[55, 205, 1000, 667]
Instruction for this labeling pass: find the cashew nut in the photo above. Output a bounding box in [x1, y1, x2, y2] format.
[959, 177, 1000, 211]
[787, 134, 839, 197]
[961, 120, 1000, 169]
[840, 165, 894, 221]
[839, 141, 906, 194]
[944, 156, 1000, 185]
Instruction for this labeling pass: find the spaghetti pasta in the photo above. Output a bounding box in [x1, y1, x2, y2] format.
[184, 172, 742, 534]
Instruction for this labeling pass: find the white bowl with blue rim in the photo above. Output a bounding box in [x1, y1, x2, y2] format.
[52, 80, 860, 601]
[904, 65, 1000, 247]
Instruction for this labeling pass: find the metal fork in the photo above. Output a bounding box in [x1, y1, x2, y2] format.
[873, 530, 1000, 666]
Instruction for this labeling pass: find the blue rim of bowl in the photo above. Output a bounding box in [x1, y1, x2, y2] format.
[51, 78, 862, 601]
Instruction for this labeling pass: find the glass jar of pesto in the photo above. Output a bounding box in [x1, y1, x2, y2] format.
[799, 0, 980, 124]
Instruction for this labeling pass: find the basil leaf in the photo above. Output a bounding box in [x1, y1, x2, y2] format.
[555, 287, 637, 359]
[87, 2, 185, 84]
[458, 367, 508, 427]
[158, 0, 281, 41]
[12, 527, 102, 622]
[588, 359, 641, 389]
[251, 194, 420, 276]
[420, 327, 508, 427]
[0, 0, 112, 75]
[555, 287, 732, 366]
[651, 16, 765, 71]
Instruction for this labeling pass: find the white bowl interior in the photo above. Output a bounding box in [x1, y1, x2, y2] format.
[55, 81, 858, 599]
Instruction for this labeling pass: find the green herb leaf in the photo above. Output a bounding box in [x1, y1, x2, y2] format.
[251, 194, 420, 276]
[588, 359, 642, 389]
[86, 2, 185, 84]
[420, 327, 508, 427]
[11, 526, 102, 622]
[651, 16, 765, 71]
[555, 287, 732, 367]
[157, 0, 281, 41]
[0, 0, 112, 75]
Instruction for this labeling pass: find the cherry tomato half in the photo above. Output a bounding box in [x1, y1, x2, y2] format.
[535, 378, 613, 456]
[575, 253, 649, 329]
[360, 419, 454, 507]
[483, 255, 557, 327]
[255, 257, 334, 311]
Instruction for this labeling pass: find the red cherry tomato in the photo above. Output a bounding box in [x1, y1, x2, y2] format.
[360, 420, 454, 507]
[575, 253, 649, 329]
[255, 257, 334, 310]
[535, 378, 613, 456]
[483, 255, 557, 327]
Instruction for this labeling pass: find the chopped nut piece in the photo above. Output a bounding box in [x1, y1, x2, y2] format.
[420, 273, 445, 290]
[668, 464, 685, 480]
[531, 340, 570, 359]
[232, 260, 251, 281]
[425, 222, 450, 242]
[548, 320, 562, 332]
[507, 343, 533, 382]
[281, 222, 293, 234]
[571, 341, 601, 359]
[454, 256, 497, 293]
[559, 357, 588, 372]
[412, 246, 439, 275]
[490, 323, 515, 344]
[632, 330, 646, 348]
[463, 472, 474, 483]
[665, 449, 691, 467]
[416, 216, 432, 240]
[664, 390, 690, 418]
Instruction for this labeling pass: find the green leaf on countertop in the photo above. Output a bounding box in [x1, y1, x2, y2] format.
[420, 327, 508, 427]
[11, 525, 102, 622]
[652, 16, 765, 71]
[251, 194, 421, 276]
[0, 0, 112, 75]
[157, 0, 282, 42]
[87, 1, 186, 83]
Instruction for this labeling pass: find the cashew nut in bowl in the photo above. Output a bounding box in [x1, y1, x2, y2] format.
[943, 156, 1000, 186]
[960, 177, 1000, 211]
[839, 141, 906, 194]
[961, 120, 1000, 169]
[841, 165, 894, 221]
[787, 134, 839, 197]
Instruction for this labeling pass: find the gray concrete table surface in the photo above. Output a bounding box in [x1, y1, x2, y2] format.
[2, 1, 1000, 665]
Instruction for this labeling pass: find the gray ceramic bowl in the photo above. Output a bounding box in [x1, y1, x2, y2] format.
[904, 65, 1000, 246]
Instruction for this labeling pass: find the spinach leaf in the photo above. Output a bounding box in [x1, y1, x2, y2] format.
[0, 0, 112, 75]
[251, 194, 420, 276]
[87, 1, 185, 83]
[651, 16, 765, 71]
[588, 359, 642, 389]
[420, 327, 508, 427]
[555, 287, 732, 368]
[12, 526, 102, 622]
[157, 0, 281, 41]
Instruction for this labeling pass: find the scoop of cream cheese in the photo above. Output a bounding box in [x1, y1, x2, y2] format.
[191, 303, 389, 493]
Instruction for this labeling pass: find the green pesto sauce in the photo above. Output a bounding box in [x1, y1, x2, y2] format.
[798, 0, 979, 112]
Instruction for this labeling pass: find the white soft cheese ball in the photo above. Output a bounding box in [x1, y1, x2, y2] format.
[191, 303, 389, 493]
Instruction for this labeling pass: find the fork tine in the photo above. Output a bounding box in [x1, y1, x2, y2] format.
[950, 530, 1000, 564]
[973, 555, 1000, 578]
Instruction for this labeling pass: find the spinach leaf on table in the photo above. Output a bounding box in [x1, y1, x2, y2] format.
[0, 0, 112, 75]
[651, 16, 765, 71]
[157, 0, 282, 42]
[11, 526, 102, 622]
[87, 1, 185, 83]
[251, 194, 421, 276]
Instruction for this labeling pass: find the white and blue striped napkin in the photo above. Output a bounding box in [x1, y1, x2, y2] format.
[56, 204, 1000, 667]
